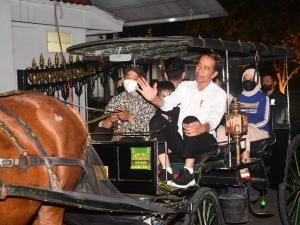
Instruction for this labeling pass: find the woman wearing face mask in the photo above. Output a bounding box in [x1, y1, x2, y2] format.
[95, 66, 156, 142]
[238, 68, 271, 161]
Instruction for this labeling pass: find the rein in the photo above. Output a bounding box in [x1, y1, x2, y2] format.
[0, 104, 85, 192]
[62, 101, 110, 124]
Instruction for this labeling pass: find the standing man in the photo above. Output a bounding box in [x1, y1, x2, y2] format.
[261, 73, 289, 188]
[261, 73, 288, 129]
[138, 53, 227, 188]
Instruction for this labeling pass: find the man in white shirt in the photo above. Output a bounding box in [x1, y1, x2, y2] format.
[138, 53, 227, 188]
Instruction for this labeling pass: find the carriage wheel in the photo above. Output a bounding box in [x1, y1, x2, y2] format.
[279, 134, 300, 225]
[184, 187, 224, 225]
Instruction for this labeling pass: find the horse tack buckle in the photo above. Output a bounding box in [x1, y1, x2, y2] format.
[0, 158, 19, 168]
[0, 184, 8, 200]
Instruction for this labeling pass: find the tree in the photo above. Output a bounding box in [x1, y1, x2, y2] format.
[274, 32, 300, 93]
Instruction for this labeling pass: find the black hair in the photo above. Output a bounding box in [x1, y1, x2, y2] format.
[123, 65, 146, 77]
[150, 79, 159, 88]
[261, 73, 277, 81]
[199, 52, 222, 73]
[164, 57, 185, 80]
[157, 81, 175, 93]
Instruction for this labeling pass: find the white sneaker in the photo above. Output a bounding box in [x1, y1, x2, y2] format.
[240, 168, 251, 179]
[168, 168, 196, 188]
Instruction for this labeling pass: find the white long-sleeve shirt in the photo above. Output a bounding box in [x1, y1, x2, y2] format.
[161, 81, 227, 137]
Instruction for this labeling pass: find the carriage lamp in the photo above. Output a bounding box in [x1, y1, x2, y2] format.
[225, 97, 248, 165]
[260, 199, 267, 208]
[260, 191, 267, 208]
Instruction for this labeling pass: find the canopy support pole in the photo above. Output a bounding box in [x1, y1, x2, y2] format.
[225, 50, 232, 167]
[285, 56, 291, 143]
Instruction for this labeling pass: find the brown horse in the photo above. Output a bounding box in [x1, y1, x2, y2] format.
[0, 92, 87, 225]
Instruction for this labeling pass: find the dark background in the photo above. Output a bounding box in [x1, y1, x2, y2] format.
[119, 0, 300, 124]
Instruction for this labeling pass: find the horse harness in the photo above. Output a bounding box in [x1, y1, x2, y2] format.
[0, 104, 86, 192]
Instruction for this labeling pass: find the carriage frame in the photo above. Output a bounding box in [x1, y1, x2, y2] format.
[1, 36, 296, 225]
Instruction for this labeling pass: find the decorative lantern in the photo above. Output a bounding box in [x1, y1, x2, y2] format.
[225, 97, 248, 165]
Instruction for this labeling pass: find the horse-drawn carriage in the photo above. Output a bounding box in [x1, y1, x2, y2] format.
[0, 36, 297, 225]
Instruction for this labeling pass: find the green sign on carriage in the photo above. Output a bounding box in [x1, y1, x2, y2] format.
[130, 147, 151, 170]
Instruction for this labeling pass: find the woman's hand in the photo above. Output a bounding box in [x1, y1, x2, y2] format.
[108, 113, 119, 123]
[117, 108, 134, 122]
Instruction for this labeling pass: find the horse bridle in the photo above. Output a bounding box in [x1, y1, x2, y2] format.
[0, 104, 86, 192]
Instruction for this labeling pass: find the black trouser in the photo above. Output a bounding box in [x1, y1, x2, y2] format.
[150, 115, 217, 162]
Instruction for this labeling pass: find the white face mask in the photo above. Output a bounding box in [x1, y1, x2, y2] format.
[123, 79, 138, 93]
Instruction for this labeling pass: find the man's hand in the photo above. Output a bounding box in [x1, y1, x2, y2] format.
[117, 108, 134, 122]
[137, 77, 158, 102]
[183, 121, 209, 137]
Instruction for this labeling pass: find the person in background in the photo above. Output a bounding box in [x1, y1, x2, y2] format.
[261, 73, 288, 129]
[115, 76, 124, 95]
[94, 66, 156, 142]
[157, 81, 176, 98]
[150, 79, 159, 88]
[156, 81, 178, 125]
[163, 57, 186, 87]
[261, 73, 289, 188]
[139, 53, 227, 188]
[151, 81, 177, 181]
[213, 74, 223, 88]
[238, 68, 270, 160]
[149, 57, 186, 182]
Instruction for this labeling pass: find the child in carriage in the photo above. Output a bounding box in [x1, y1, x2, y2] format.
[150, 80, 178, 181]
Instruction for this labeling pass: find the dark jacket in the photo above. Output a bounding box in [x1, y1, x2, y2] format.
[269, 89, 289, 129]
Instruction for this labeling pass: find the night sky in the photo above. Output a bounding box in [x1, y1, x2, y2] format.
[121, 0, 300, 42]
[120, 0, 300, 91]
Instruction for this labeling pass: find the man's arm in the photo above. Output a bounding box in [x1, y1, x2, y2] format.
[137, 77, 164, 107]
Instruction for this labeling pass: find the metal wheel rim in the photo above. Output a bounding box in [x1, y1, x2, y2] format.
[285, 144, 300, 225]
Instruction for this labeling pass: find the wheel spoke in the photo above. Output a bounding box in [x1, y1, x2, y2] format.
[294, 151, 300, 177]
[288, 192, 300, 217]
[206, 203, 212, 223]
[288, 165, 299, 180]
[190, 190, 220, 225]
[202, 200, 207, 225]
[197, 208, 203, 225]
[293, 199, 300, 225]
[208, 215, 215, 225]
[286, 187, 300, 203]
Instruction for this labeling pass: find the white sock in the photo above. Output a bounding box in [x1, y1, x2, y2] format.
[166, 167, 173, 174]
[184, 167, 193, 174]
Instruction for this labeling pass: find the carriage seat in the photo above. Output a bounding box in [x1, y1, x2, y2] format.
[250, 133, 276, 158]
[169, 148, 222, 165]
